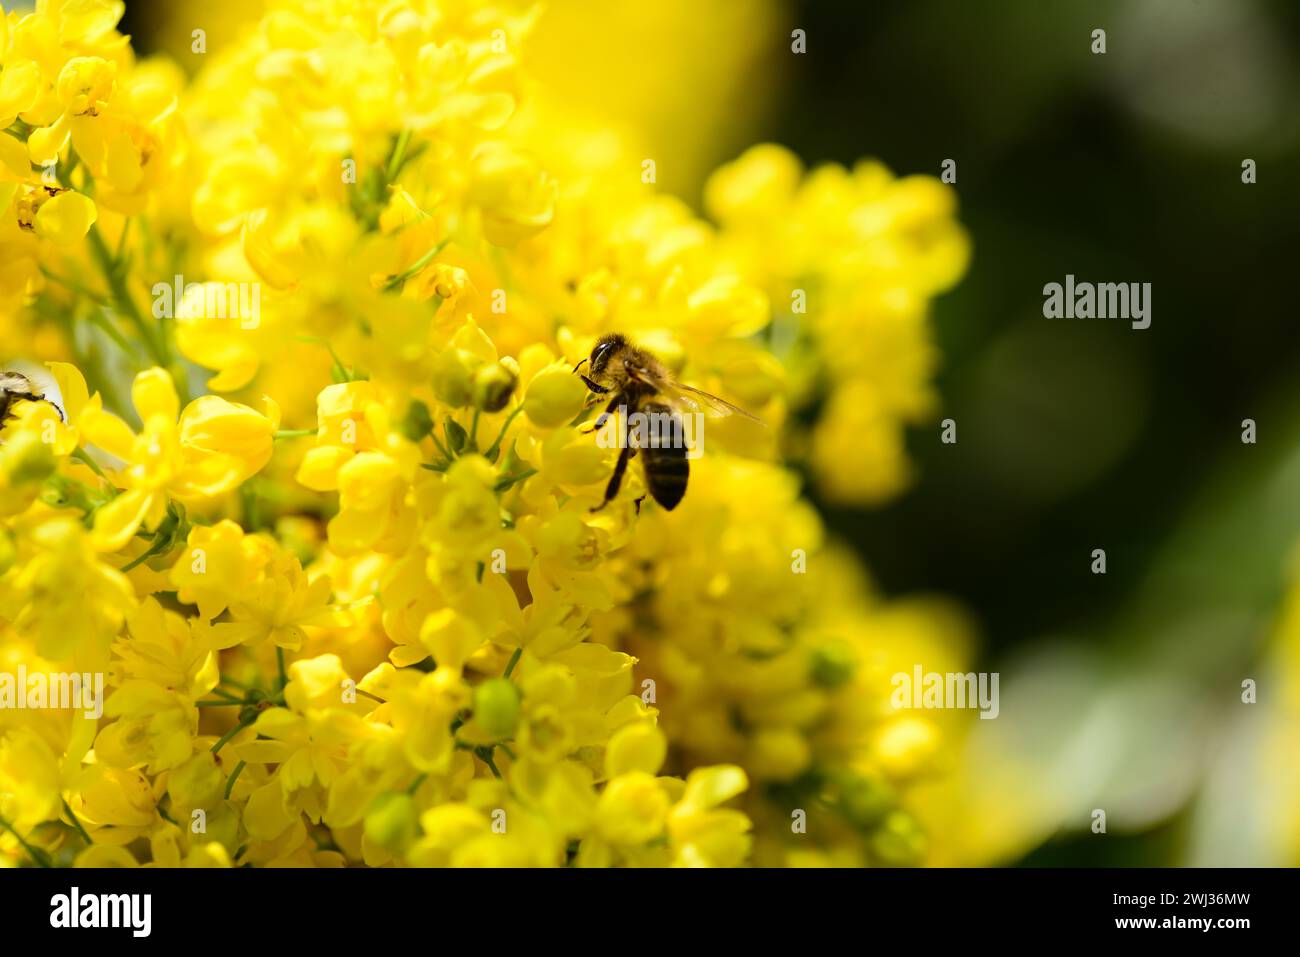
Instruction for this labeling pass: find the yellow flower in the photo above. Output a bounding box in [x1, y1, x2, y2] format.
[168, 520, 269, 620]
[0, 426, 57, 516]
[56, 57, 117, 117]
[82, 368, 278, 551]
[29, 189, 98, 244]
[0, 0, 977, 870]
[467, 142, 557, 246]
[0, 514, 135, 661]
[0, 728, 63, 832]
[668, 765, 752, 867]
[596, 772, 669, 846]
[204, 548, 346, 652]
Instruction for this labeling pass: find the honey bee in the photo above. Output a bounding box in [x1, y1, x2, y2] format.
[0, 371, 63, 424]
[574, 333, 761, 512]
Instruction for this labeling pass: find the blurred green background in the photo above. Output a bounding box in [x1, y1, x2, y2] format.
[770, 0, 1300, 866]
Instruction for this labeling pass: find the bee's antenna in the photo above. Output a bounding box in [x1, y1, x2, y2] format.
[572, 358, 588, 375]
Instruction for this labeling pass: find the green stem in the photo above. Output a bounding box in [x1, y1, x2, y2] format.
[407, 773, 427, 795]
[383, 239, 449, 291]
[119, 535, 170, 572]
[39, 266, 109, 306]
[277, 647, 287, 690]
[88, 310, 139, 361]
[483, 404, 524, 462]
[71, 447, 114, 486]
[503, 647, 521, 678]
[211, 711, 258, 754]
[494, 468, 536, 493]
[62, 799, 93, 844]
[0, 814, 52, 867]
[224, 761, 246, 799]
[115, 217, 132, 263]
[274, 429, 318, 440]
[386, 129, 412, 183]
[476, 748, 503, 779]
[297, 336, 360, 381]
[87, 222, 168, 368]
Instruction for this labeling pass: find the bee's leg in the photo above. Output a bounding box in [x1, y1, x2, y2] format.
[580, 394, 623, 435]
[591, 420, 633, 512]
[579, 375, 609, 394]
[633, 495, 645, 515]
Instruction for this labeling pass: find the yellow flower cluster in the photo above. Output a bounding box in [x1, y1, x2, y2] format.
[0, 0, 970, 867]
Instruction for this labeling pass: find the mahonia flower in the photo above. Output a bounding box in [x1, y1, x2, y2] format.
[0, 0, 973, 869]
[706, 144, 970, 504]
[81, 367, 279, 551]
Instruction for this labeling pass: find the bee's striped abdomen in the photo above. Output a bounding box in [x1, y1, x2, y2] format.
[635, 401, 689, 511]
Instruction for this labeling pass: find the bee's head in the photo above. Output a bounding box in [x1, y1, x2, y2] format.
[575, 333, 627, 386]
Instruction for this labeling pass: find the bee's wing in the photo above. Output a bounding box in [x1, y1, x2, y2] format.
[672, 382, 765, 423]
[624, 361, 764, 423]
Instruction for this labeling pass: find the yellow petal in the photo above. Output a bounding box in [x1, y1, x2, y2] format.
[131, 367, 179, 424]
[244, 781, 295, 842]
[105, 127, 143, 193]
[0, 61, 41, 126]
[680, 765, 749, 810]
[0, 132, 29, 180]
[33, 190, 97, 245]
[28, 113, 70, 166]
[45, 361, 90, 421]
[295, 445, 352, 491]
[605, 723, 668, 778]
[91, 488, 155, 552]
[79, 402, 137, 462]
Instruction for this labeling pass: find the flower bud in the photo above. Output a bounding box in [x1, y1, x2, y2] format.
[399, 399, 433, 442]
[1, 429, 56, 487]
[474, 677, 521, 741]
[869, 810, 927, 866]
[838, 772, 895, 829]
[56, 57, 116, 116]
[431, 348, 480, 408]
[467, 143, 557, 246]
[364, 792, 419, 853]
[523, 368, 586, 428]
[810, 641, 856, 688]
[749, 727, 810, 781]
[704, 144, 802, 225]
[473, 362, 518, 413]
